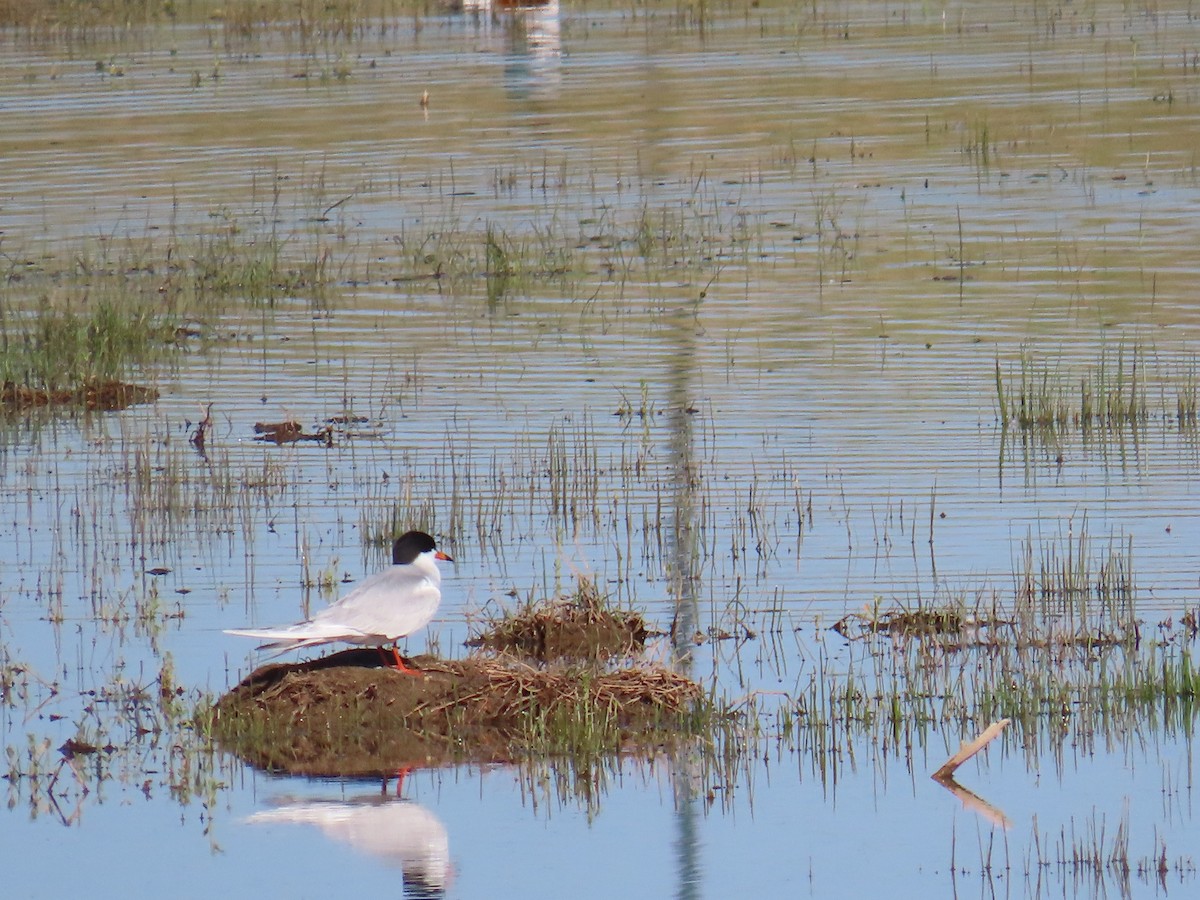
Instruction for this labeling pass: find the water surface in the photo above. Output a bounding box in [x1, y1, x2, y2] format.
[3, 1, 1200, 896]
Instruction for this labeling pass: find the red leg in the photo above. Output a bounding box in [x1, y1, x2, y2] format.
[393, 766, 412, 797]
[388, 646, 422, 676]
[381, 765, 412, 797]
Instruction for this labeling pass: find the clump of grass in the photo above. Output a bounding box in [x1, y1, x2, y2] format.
[1174, 360, 1198, 426]
[185, 212, 328, 305]
[0, 296, 176, 393]
[1014, 519, 1137, 644]
[962, 116, 993, 167]
[485, 222, 515, 306]
[362, 485, 446, 550]
[468, 577, 650, 663]
[0, 207, 343, 402]
[823, 524, 1138, 710]
[995, 346, 1149, 433]
[387, 217, 572, 297]
[963, 612, 1200, 750]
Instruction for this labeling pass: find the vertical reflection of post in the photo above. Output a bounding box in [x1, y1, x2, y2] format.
[666, 301, 702, 899]
[667, 306, 700, 669]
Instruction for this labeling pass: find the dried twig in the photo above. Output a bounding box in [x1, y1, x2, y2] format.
[933, 718, 1011, 781]
[190, 402, 213, 453]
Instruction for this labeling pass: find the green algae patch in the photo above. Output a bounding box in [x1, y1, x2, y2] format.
[212, 649, 703, 778]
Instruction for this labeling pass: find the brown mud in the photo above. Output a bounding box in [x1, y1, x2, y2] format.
[1, 379, 158, 411]
[213, 649, 702, 778]
[253, 420, 334, 445]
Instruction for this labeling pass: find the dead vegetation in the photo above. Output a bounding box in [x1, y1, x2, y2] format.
[212, 581, 702, 778]
[0, 379, 158, 412]
[466, 578, 650, 662]
[253, 420, 334, 445]
[212, 649, 703, 777]
[832, 606, 972, 639]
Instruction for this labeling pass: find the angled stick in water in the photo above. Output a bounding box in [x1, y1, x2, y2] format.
[933, 718, 1011, 781]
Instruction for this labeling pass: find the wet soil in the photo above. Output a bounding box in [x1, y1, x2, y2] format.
[253, 420, 333, 445]
[1, 379, 158, 411]
[213, 649, 701, 777]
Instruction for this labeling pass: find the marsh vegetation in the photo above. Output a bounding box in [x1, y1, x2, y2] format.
[4, 0, 1200, 897]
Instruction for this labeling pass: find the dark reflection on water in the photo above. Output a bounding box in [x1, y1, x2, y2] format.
[667, 301, 703, 899]
[667, 301, 702, 672]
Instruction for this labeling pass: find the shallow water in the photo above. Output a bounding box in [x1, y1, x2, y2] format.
[3, 0, 1200, 896]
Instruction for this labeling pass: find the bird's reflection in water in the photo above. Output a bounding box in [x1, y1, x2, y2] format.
[461, 0, 561, 101]
[247, 792, 451, 898]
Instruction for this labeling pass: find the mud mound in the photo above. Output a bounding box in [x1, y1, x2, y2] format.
[466, 579, 649, 662]
[212, 649, 701, 777]
[1, 379, 158, 411]
[833, 607, 969, 638]
[253, 420, 333, 445]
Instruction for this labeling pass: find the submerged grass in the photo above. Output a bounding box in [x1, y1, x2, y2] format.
[1014, 518, 1137, 644]
[773, 520, 1190, 788]
[3, 653, 226, 831]
[780, 605, 1200, 795]
[0, 182, 731, 408]
[994, 345, 1199, 434]
[0, 0, 419, 43]
[0, 206, 341, 400]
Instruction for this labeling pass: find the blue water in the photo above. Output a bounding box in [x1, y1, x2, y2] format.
[3, 1, 1200, 896]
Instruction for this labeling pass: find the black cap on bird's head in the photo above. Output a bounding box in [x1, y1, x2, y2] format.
[392, 530, 453, 565]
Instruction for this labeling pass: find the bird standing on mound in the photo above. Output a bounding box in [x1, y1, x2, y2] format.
[226, 530, 453, 675]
